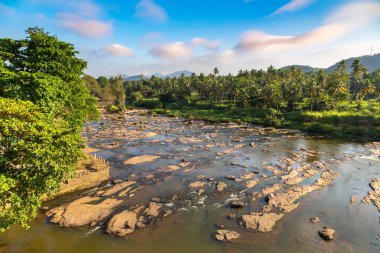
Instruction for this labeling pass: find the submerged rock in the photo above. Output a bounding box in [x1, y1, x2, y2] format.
[230, 201, 245, 208]
[225, 175, 236, 181]
[241, 212, 284, 232]
[318, 227, 335, 240]
[309, 217, 320, 223]
[214, 230, 240, 241]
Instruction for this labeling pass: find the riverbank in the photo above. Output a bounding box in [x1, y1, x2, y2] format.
[146, 100, 380, 142]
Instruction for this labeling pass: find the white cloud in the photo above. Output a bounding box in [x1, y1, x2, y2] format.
[236, 1, 380, 53]
[135, 0, 167, 22]
[57, 13, 112, 38]
[102, 44, 134, 57]
[149, 42, 192, 59]
[272, 0, 314, 15]
[140, 32, 164, 48]
[190, 38, 220, 50]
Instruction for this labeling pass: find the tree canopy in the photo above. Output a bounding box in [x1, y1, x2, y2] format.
[0, 28, 97, 231]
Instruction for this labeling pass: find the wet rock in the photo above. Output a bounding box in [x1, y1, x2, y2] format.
[362, 188, 380, 211]
[197, 189, 205, 195]
[241, 212, 284, 232]
[46, 196, 123, 227]
[228, 213, 236, 219]
[370, 179, 380, 190]
[230, 201, 245, 208]
[231, 163, 248, 168]
[240, 173, 254, 180]
[112, 179, 123, 184]
[144, 202, 161, 217]
[314, 170, 340, 187]
[261, 184, 282, 196]
[246, 179, 260, 189]
[267, 185, 315, 212]
[216, 224, 224, 229]
[106, 210, 138, 236]
[163, 210, 173, 217]
[318, 227, 335, 240]
[281, 170, 299, 180]
[225, 175, 236, 181]
[100, 181, 137, 197]
[151, 197, 161, 203]
[214, 230, 240, 241]
[188, 181, 206, 189]
[284, 177, 303, 185]
[196, 175, 205, 179]
[350, 195, 356, 204]
[309, 217, 320, 223]
[216, 182, 228, 192]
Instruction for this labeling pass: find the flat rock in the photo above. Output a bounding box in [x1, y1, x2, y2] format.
[188, 181, 206, 189]
[242, 212, 284, 232]
[123, 155, 160, 165]
[46, 196, 122, 227]
[144, 202, 161, 217]
[246, 179, 260, 189]
[214, 230, 240, 241]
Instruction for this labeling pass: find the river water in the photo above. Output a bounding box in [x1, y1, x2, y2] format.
[1, 111, 379, 253]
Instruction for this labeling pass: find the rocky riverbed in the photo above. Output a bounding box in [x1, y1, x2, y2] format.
[1, 110, 380, 253]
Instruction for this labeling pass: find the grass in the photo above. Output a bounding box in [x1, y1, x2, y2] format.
[143, 100, 380, 142]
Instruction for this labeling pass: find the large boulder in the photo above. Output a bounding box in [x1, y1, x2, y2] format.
[106, 210, 138, 236]
[46, 196, 122, 227]
[241, 212, 283, 232]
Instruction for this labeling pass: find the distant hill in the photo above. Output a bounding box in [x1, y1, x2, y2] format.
[327, 54, 380, 73]
[281, 54, 380, 74]
[123, 70, 193, 81]
[166, 70, 193, 78]
[125, 74, 146, 81]
[280, 65, 321, 73]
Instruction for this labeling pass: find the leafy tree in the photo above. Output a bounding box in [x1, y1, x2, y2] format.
[97, 76, 109, 88]
[0, 28, 97, 231]
[0, 98, 82, 231]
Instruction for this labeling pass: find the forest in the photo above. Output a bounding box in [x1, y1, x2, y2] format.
[86, 62, 380, 141]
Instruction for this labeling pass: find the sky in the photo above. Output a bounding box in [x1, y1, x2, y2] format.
[0, 0, 380, 77]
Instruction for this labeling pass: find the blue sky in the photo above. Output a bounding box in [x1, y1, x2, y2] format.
[1, 0, 380, 76]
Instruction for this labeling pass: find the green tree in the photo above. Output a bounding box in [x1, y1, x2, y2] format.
[0, 28, 97, 231]
[0, 98, 82, 231]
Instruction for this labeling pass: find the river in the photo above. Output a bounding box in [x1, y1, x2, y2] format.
[1, 110, 379, 253]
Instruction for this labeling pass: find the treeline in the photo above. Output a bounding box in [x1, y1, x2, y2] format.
[0, 28, 97, 231]
[85, 60, 380, 140]
[121, 61, 379, 112]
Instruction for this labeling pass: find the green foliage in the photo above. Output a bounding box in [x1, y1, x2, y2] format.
[0, 98, 82, 231]
[125, 63, 379, 141]
[133, 98, 162, 109]
[0, 27, 97, 231]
